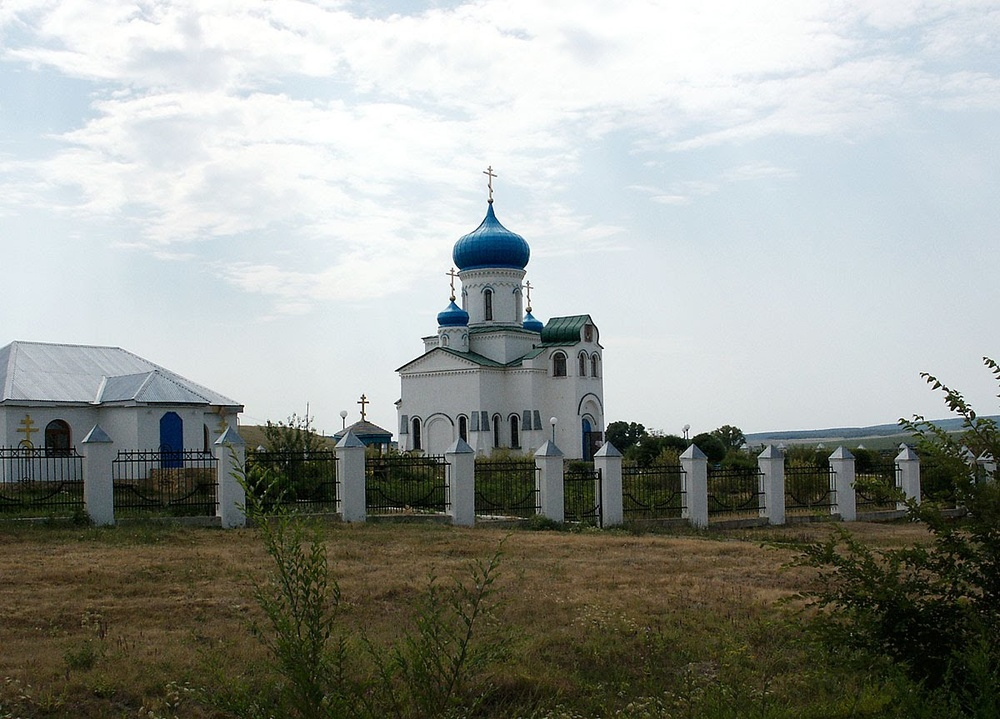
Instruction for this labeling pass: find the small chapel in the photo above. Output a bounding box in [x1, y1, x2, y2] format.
[395, 170, 605, 460]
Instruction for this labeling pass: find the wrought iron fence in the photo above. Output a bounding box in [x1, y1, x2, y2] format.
[622, 463, 684, 519]
[785, 464, 836, 516]
[113, 450, 218, 517]
[564, 463, 602, 526]
[474, 459, 539, 518]
[855, 462, 901, 512]
[245, 449, 339, 513]
[708, 466, 763, 519]
[0, 446, 84, 517]
[366, 454, 449, 515]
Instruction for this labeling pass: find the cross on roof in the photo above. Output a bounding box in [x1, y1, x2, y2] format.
[524, 280, 534, 312]
[483, 165, 497, 202]
[447, 267, 459, 301]
[357, 393, 368, 421]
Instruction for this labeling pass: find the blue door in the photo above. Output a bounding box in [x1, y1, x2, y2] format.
[159, 412, 183, 468]
[582, 418, 593, 460]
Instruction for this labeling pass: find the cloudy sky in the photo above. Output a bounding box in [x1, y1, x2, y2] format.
[2, 0, 999, 439]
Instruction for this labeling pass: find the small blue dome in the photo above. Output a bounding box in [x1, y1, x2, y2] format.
[453, 203, 530, 271]
[437, 300, 469, 327]
[522, 311, 543, 333]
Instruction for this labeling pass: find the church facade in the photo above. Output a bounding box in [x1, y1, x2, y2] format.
[395, 190, 605, 459]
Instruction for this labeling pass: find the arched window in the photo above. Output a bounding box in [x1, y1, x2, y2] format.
[492, 414, 502, 448]
[578, 351, 587, 377]
[412, 417, 422, 450]
[483, 288, 494, 321]
[441, 334, 449, 347]
[510, 415, 520, 449]
[552, 352, 567, 377]
[203, 423, 211, 452]
[45, 419, 71, 457]
[514, 289, 522, 319]
[591, 353, 600, 377]
[459, 415, 468, 442]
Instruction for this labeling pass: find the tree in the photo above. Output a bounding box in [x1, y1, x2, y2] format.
[605, 421, 646, 454]
[691, 432, 726, 464]
[711, 425, 746, 453]
[263, 413, 326, 454]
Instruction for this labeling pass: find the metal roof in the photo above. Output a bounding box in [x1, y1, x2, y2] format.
[540, 315, 593, 345]
[0, 341, 241, 408]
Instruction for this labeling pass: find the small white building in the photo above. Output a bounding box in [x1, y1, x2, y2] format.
[396, 196, 605, 459]
[0, 341, 242, 455]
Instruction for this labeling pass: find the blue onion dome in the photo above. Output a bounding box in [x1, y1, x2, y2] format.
[522, 310, 543, 333]
[437, 300, 469, 327]
[452, 202, 530, 271]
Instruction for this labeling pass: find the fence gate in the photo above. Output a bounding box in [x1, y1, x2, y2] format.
[245, 449, 339, 513]
[564, 463, 602, 526]
[113, 450, 218, 517]
[0, 446, 84, 518]
[366, 454, 449, 516]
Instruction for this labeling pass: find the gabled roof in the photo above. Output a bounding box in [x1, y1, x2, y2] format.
[0, 341, 241, 408]
[396, 346, 513, 373]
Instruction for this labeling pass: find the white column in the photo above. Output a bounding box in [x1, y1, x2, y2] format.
[976, 452, 996, 483]
[81, 424, 115, 527]
[594, 442, 623, 528]
[535, 440, 564, 523]
[895, 446, 921, 509]
[757, 444, 785, 525]
[446, 438, 476, 526]
[680, 444, 708, 528]
[214, 425, 246, 529]
[829, 447, 856, 521]
[335, 431, 367, 523]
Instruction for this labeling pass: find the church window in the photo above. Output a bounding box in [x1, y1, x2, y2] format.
[591, 353, 600, 377]
[412, 418, 422, 450]
[578, 352, 587, 377]
[552, 352, 567, 377]
[514, 289, 522, 319]
[441, 334, 449, 347]
[484, 289, 494, 321]
[44, 419, 71, 457]
[510, 415, 520, 449]
[584, 324, 594, 342]
[459, 416, 468, 442]
[492, 414, 502, 448]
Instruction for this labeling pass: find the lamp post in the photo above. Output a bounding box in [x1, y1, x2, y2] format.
[340, 410, 348, 430]
[550, 416, 558, 444]
[682, 424, 690, 442]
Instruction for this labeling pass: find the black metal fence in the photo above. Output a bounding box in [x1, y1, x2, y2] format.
[855, 461, 901, 512]
[708, 466, 763, 519]
[366, 454, 449, 515]
[245, 449, 339, 513]
[0, 446, 84, 517]
[785, 464, 836, 516]
[564, 463, 602, 526]
[622, 463, 684, 520]
[474, 459, 539, 518]
[113, 450, 218, 517]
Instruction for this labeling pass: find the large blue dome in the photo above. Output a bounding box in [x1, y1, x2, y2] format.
[437, 300, 469, 327]
[452, 203, 530, 271]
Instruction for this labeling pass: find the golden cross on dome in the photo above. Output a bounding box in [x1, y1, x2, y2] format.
[447, 267, 459, 301]
[483, 165, 497, 202]
[524, 280, 534, 312]
[357, 393, 369, 421]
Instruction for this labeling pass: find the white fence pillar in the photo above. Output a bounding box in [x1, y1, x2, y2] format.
[446, 438, 475, 527]
[895, 446, 921, 509]
[594, 442, 623, 528]
[829, 447, 856, 521]
[214, 425, 246, 528]
[976, 452, 996, 483]
[81, 424, 115, 527]
[335, 431, 367, 523]
[535, 440, 564, 523]
[680, 444, 708, 528]
[757, 445, 785, 525]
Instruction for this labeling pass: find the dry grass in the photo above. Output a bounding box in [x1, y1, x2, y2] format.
[0, 519, 928, 718]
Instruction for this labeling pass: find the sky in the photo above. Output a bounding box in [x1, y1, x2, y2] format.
[2, 0, 999, 440]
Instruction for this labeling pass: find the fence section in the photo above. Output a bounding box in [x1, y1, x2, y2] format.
[708, 466, 764, 520]
[474, 459, 539, 518]
[0, 446, 84, 517]
[245, 449, 339, 513]
[622, 463, 685, 520]
[366, 454, 449, 515]
[785, 464, 836, 516]
[855, 461, 901, 512]
[112, 450, 218, 517]
[564, 463, 602, 526]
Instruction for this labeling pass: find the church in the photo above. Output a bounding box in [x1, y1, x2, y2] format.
[395, 172, 605, 459]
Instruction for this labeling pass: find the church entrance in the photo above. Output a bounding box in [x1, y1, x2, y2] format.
[581, 418, 603, 461]
[159, 412, 183, 469]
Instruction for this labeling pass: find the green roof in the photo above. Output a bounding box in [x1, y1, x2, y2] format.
[540, 315, 592, 345]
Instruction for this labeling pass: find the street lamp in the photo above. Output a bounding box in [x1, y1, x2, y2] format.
[549, 416, 558, 444]
[682, 424, 690, 442]
[340, 410, 348, 430]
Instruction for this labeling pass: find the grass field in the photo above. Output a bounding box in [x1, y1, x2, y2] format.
[0, 519, 934, 718]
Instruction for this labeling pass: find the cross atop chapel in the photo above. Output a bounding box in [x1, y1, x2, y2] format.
[357, 393, 369, 422]
[483, 165, 497, 203]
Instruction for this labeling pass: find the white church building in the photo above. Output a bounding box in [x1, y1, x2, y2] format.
[0, 341, 242, 456]
[396, 183, 605, 459]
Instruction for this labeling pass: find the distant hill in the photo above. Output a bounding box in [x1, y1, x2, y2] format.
[745, 416, 1000, 449]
